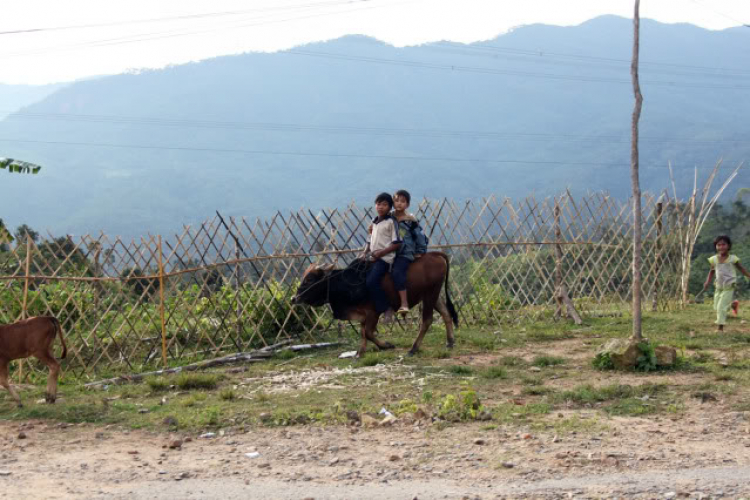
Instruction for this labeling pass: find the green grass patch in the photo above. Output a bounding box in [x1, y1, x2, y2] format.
[480, 366, 508, 379]
[145, 377, 169, 392]
[531, 355, 566, 368]
[176, 373, 219, 390]
[448, 365, 474, 376]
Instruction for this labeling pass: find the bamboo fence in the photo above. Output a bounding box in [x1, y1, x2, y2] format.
[0, 192, 687, 377]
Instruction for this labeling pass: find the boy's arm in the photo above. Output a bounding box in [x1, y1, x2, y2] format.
[735, 262, 750, 279]
[704, 269, 714, 290]
[372, 242, 402, 260]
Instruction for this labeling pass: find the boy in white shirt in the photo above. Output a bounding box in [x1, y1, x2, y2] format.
[365, 193, 402, 316]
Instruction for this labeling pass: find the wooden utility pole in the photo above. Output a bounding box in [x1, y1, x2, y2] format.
[630, 0, 644, 341]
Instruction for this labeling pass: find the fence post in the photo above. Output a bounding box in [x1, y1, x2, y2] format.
[235, 238, 242, 342]
[652, 201, 663, 311]
[157, 235, 168, 367]
[18, 236, 32, 381]
[554, 199, 564, 319]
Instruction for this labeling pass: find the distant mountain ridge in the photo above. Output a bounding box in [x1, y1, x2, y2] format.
[0, 15, 748, 239]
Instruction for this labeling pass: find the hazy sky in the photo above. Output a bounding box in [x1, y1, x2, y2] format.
[1, 0, 748, 85]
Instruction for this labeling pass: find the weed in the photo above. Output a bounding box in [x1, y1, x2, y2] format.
[359, 354, 380, 367]
[437, 389, 484, 421]
[146, 377, 169, 392]
[499, 356, 526, 367]
[220, 388, 237, 401]
[531, 355, 566, 368]
[480, 366, 508, 379]
[176, 373, 218, 390]
[592, 352, 614, 371]
[449, 365, 473, 376]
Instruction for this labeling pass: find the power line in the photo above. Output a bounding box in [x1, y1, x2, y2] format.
[0, 137, 742, 169]
[0, 1, 364, 35]
[3, 111, 749, 146]
[689, 0, 750, 27]
[286, 49, 750, 90]
[0, 0, 419, 58]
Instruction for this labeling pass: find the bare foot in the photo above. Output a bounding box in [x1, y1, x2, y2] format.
[732, 300, 739, 316]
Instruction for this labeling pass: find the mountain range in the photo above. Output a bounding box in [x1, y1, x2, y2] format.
[0, 15, 748, 239]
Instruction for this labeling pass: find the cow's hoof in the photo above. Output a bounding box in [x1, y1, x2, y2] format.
[380, 342, 395, 350]
[16, 403, 23, 409]
[45, 394, 56, 404]
[446, 341, 455, 349]
[407, 349, 418, 357]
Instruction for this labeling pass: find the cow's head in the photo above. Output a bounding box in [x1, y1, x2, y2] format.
[292, 263, 335, 306]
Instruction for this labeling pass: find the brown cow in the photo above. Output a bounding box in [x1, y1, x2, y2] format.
[292, 252, 458, 357]
[0, 316, 67, 407]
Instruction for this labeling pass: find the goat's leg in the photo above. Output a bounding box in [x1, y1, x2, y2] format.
[435, 299, 455, 349]
[36, 350, 60, 404]
[0, 360, 22, 407]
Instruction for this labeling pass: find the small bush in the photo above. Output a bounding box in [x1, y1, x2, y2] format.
[146, 377, 169, 392]
[449, 365, 473, 376]
[176, 373, 218, 390]
[531, 355, 566, 368]
[499, 356, 526, 367]
[592, 352, 615, 371]
[635, 342, 658, 372]
[358, 354, 380, 367]
[437, 389, 484, 421]
[481, 366, 508, 379]
[219, 388, 237, 401]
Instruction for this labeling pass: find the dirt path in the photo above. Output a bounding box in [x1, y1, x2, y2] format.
[2, 407, 750, 499]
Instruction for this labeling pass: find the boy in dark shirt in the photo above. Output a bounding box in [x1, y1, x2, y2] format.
[392, 189, 428, 315]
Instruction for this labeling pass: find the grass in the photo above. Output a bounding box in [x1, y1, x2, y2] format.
[176, 373, 219, 390]
[2, 304, 749, 432]
[531, 355, 566, 368]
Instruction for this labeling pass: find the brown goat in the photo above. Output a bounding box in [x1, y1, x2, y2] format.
[0, 316, 67, 407]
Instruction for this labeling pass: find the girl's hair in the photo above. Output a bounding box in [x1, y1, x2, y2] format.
[375, 192, 394, 209]
[714, 235, 732, 249]
[394, 189, 411, 205]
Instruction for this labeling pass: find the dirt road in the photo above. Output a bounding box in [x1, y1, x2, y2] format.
[2, 408, 750, 499]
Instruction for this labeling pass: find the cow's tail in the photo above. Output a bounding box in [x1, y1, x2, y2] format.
[50, 317, 67, 360]
[436, 252, 459, 328]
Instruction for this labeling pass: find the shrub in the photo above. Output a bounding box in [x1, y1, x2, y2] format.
[176, 373, 218, 390]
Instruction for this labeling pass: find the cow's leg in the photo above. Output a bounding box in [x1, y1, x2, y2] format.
[357, 321, 369, 358]
[408, 295, 438, 356]
[0, 360, 22, 408]
[435, 299, 455, 349]
[362, 313, 394, 352]
[36, 350, 60, 404]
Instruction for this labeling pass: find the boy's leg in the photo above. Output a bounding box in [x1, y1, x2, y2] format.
[392, 257, 410, 313]
[715, 289, 733, 330]
[366, 260, 391, 314]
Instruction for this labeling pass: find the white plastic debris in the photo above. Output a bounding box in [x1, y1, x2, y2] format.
[199, 432, 216, 439]
[338, 351, 357, 359]
[379, 408, 394, 418]
[245, 452, 261, 459]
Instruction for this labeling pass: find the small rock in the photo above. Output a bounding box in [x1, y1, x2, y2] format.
[501, 462, 515, 469]
[168, 439, 182, 450]
[138, 408, 150, 414]
[245, 452, 261, 459]
[361, 415, 380, 428]
[389, 455, 400, 462]
[174, 472, 190, 481]
[664, 492, 676, 499]
[529, 367, 542, 372]
[523, 434, 532, 440]
[127, 451, 139, 455]
[0, 471, 11, 476]
[162, 416, 178, 427]
[95, 432, 105, 439]
[259, 413, 272, 424]
[17, 432, 26, 440]
[199, 432, 216, 439]
[346, 410, 360, 423]
[329, 457, 340, 466]
[473, 438, 486, 445]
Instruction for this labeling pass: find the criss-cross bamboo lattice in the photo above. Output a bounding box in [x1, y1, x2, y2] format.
[0, 192, 687, 377]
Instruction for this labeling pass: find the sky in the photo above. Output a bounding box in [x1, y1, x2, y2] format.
[1, 0, 749, 85]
